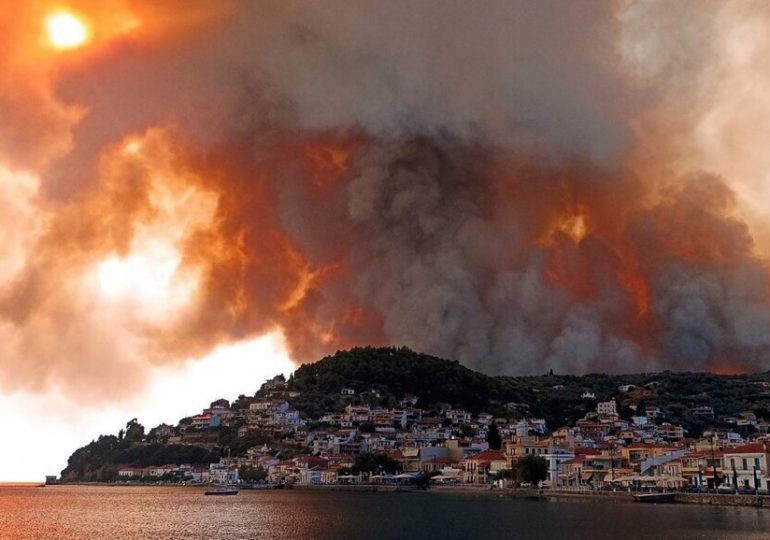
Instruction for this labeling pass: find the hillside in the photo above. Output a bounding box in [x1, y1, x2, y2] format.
[287, 346, 504, 416]
[289, 347, 770, 434]
[60, 346, 770, 481]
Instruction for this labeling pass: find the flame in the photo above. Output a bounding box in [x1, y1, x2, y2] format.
[557, 213, 588, 243]
[303, 137, 358, 193]
[616, 268, 650, 317]
[280, 263, 317, 313]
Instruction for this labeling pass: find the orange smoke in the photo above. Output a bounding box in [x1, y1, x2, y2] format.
[1, 0, 770, 404]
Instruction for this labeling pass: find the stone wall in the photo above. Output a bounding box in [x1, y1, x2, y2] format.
[675, 493, 770, 508]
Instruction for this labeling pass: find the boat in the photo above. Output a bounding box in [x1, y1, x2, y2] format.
[205, 446, 239, 495]
[632, 492, 676, 503]
[204, 484, 239, 496]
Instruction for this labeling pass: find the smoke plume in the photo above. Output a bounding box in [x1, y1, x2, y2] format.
[1, 0, 769, 400]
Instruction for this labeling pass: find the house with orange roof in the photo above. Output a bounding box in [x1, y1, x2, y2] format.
[681, 451, 724, 488]
[723, 442, 770, 491]
[462, 450, 507, 484]
[117, 467, 145, 479]
[421, 457, 459, 473]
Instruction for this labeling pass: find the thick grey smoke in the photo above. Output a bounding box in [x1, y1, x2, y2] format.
[1, 0, 770, 400]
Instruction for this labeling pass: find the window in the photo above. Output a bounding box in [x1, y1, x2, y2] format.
[755, 458, 761, 470]
[742, 458, 748, 471]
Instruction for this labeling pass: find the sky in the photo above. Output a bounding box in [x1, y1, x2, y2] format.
[1, 1, 770, 481]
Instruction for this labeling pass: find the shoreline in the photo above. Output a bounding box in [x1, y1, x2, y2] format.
[45, 482, 770, 509]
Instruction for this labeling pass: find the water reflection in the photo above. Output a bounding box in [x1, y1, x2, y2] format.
[1, 486, 769, 540]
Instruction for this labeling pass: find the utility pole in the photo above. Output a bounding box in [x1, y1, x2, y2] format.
[609, 439, 616, 489]
[710, 435, 719, 493]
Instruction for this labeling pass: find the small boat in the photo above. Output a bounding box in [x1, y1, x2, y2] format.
[204, 484, 239, 496]
[632, 492, 676, 503]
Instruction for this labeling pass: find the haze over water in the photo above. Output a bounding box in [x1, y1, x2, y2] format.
[2, 486, 769, 540]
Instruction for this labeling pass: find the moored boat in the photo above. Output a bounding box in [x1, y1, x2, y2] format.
[632, 492, 676, 503]
[204, 484, 239, 496]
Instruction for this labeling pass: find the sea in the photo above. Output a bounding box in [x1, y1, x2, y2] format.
[1, 486, 769, 540]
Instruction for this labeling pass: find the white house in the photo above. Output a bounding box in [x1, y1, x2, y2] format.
[118, 468, 144, 478]
[209, 463, 239, 484]
[723, 443, 770, 491]
[542, 450, 576, 487]
[597, 399, 617, 418]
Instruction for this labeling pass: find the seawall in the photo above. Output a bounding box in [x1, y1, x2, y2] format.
[675, 493, 770, 508]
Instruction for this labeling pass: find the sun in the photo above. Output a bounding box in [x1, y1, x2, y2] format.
[45, 12, 89, 50]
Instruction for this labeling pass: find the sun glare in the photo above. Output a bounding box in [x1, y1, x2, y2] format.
[46, 12, 88, 50]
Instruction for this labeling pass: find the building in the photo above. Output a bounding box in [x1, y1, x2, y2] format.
[657, 423, 685, 441]
[692, 406, 715, 419]
[462, 450, 507, 484]
[723, 443, 770, 491]
[542, 450, 575, 487]
[118, 468, 144, 478]
[596, 399, 617, 418]
[191, 413, 221, 429]
[445, 409, 473, 425]
[645, 406, 662, 421]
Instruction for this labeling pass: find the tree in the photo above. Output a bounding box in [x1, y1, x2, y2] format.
[124, 419, 145, 443]
[239, 465, 268, 483]
[487, 423, 502, 450]
[99, 464, 118, 483]
[618, 404, 634, 420]
[516, 455, 548, 485]
[456, 424, 476, 438]
[351, 452, 399, 475]
[636, 400, 647, 417]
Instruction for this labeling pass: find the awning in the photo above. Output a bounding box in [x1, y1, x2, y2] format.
[581, 472, 594, 481]
[615, 474, 687, 485]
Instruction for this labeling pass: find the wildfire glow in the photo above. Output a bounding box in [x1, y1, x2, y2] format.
[45, 12, 88, 49]
[97, 251, 179, 303]
[559, 214, 588, 243]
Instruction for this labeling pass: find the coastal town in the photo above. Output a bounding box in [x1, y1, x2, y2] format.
[98, 373, 770, 496]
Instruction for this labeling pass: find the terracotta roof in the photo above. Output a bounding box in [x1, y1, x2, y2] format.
[467, 450, 506, 462]
[725, 443, 768, 455]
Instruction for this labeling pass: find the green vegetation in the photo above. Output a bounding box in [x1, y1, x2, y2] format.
[513, 455, 548, 485]
[346, 452, 400, 475]
[239, 465, 268, 483]
[61, 346, 770, 481]
[60, 420, 221, 482]
[288, 347, 501, 414]
[290, 347, 770, 437]
[487, 424, 502, 450]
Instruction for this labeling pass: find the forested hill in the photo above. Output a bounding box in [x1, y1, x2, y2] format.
[288, 347, 502, 414]
[288, 347, 770, 433]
